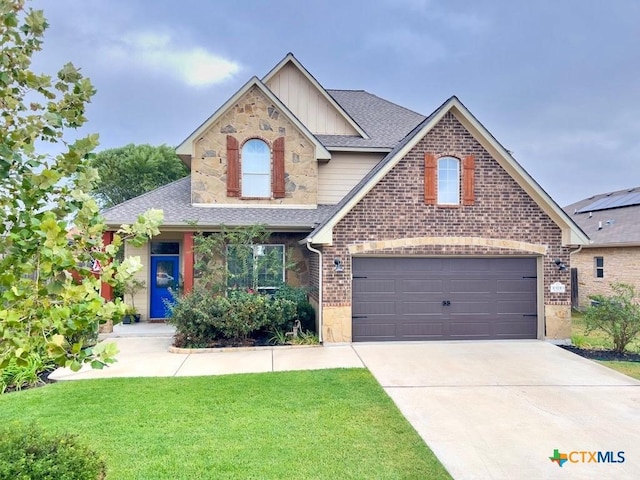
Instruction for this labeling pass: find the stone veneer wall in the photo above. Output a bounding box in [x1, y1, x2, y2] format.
[191, 86, 318, 205]
[572, 246, 640, 308]
[321, 112, 572, 342]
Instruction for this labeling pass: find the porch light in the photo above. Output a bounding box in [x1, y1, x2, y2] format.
[334, 258, 344, 272]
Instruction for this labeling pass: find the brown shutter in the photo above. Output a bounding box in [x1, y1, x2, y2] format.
[463, 155, 475, 205]
[424, 153, 437, 204]
[226, 135, 240, 197]
[273, 137, 285, 198]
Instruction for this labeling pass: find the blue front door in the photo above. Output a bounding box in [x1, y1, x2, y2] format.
[150, 255, 179, 318]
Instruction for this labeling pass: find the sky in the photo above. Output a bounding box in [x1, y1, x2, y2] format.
[29, 0, 640, 207]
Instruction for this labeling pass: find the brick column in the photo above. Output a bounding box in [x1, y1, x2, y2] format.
[101, 231, 114, 301]
[183, 231, 194, 294]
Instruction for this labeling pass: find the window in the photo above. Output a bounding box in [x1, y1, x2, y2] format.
[437, 157, 460, 205]
[227, 244, 285, 291]
[425, 154, 474, 206]
[241, 139, 271, 197]
[595, 256, 604, 278]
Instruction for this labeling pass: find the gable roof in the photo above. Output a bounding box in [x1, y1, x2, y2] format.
[564, 187, 640, 246]
[175, 75, 331, 167]
[262, 53, 369, 139]
[306, 96, 589, 247]
[101, 177, 334, 231]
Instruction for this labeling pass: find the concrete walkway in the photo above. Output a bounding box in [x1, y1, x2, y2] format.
[50, 323, 364, 380]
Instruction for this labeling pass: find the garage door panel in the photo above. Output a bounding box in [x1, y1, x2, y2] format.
[353, 279, 396, 294]
[402, 301, 443, 315]
[401, 322, 445, 337]
[449, 279, 492, 293]
[352, 257, 538, 342]
[452, 301, 491, 315]
[401, 279, 444, 293]
[497, 279, 536, 293]
[449, 320, 491, 337]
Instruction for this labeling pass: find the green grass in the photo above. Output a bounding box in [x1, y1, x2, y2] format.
[0, 369, 451, 480]
[598, 361, 640, 380]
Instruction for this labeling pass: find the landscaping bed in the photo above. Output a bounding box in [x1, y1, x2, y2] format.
[560, 345, 640, 362]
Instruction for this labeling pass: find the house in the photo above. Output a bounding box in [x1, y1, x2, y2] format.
[564, 187, 640, 308]
[101, 53, 589, 343]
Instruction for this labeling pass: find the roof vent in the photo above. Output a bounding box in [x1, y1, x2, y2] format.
[598, 221, 603, 230]
[589, 212, 592, 218]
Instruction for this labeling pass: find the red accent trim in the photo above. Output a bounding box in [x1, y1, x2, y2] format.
[183, 232, 194, 294]
[463, 155, 475, 205]
[273, 137, 285, 198]
[226, 135, 240, 197]
[424, 153, 436, 204]
[101, 231, 114, 301]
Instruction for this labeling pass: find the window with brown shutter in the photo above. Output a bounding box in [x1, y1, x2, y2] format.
[424, 153, 436, 204]
[226, 135, 240, 197]
[272, 137, 285, 198]
[462, 155, 475, 205]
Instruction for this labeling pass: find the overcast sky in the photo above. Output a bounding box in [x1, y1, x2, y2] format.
[30, 0, 640, 207]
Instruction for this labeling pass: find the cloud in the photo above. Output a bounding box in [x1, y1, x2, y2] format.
[103, 31, 240, 87]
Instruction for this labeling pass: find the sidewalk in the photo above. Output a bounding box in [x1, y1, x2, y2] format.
[50, 323, 365, 381]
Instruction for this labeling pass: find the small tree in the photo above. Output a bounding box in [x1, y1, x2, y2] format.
[585, 283, 640, 353]
[0, 0, 163, 373]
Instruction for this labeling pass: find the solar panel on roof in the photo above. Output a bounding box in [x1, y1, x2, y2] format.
[577, 192, 640, 213]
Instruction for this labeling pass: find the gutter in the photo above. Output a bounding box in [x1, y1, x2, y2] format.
[305, 240, 323, 343]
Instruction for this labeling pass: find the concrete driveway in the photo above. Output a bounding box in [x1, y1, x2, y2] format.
[353, 340, 640, 480]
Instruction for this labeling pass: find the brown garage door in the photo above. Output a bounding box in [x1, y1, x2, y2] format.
[352, 257, 537, 342]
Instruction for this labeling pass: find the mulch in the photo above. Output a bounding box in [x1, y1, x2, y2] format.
[560, 345, 640, 362]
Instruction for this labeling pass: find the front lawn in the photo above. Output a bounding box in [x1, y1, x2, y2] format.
[571, 310, 640, 380]
[0, 369, 451, 479]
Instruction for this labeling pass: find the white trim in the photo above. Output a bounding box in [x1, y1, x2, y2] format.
[307, 97, 589, 247]
[262, 53, 369, 139]
[191, 203, 318, 210]
[175, 76, 331, 161]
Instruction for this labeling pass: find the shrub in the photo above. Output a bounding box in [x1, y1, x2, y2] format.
[0, 354, 55, 394]
[274, 284, 316, 332]
[585, 283, 640, 353]
[168, 287, 296, 346]
[0, 422, 106, 479]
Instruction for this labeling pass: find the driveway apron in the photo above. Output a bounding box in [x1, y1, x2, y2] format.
[353, 340, 640, 480]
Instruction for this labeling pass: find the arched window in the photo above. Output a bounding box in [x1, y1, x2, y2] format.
[242, 139, 270, 197]
[437, 157, 460, 205]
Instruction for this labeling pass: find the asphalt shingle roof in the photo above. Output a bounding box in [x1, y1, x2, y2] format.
[319, 90, 426, 149]
[101, 177, 334, 230]
[564, 187, 640, 246]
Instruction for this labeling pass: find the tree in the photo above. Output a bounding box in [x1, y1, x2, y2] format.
[91, 144, 189, 207]
[585, 283, 640, 353]
[0, 0, 163, 373]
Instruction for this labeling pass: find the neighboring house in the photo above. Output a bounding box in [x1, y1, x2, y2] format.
[102, 53, 588, 343]
[564, 187, 640, 308]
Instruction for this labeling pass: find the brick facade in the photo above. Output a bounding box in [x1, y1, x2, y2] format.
[572, 246, 640, 308]
[321, 112, 572, 340]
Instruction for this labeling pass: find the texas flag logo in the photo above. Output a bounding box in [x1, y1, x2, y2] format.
[550, 449, 568, 467]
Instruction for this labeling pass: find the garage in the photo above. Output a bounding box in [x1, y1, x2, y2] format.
[352, 257, 538, 342]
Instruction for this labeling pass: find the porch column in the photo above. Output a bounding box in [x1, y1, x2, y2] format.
[101, 231, 114, 301]
[183, 231, 194, 294]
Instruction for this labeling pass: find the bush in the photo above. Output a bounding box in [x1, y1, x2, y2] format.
[274, 284, 316, 332]
[168, 287, 296, 347]
[585, 283, 640, 353]
[1, 354, 55, 394]
[0, 422, 106, 479]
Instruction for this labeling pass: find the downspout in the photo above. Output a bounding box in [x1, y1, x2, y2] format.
[305, 240, 323, 343]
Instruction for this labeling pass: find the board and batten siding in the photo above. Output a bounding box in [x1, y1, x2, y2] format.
[265, 62, 358, 136]
[317, 152, 385, 204]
